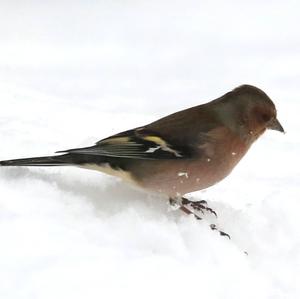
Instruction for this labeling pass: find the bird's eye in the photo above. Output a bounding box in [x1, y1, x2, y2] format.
[261, 113, 271, 122]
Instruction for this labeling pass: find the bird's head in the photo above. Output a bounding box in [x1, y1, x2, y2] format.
[226, 85, 285, 139]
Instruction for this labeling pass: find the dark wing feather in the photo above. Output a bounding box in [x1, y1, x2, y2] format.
[57, 103, 222, 160]
[56, 128, 192, 160]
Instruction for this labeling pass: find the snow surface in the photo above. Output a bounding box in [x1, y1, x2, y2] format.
[0, 1, 299, 298]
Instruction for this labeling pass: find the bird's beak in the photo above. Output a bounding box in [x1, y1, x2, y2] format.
[267, 118, 285, 133]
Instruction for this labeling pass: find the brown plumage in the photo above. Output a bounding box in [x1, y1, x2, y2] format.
[127, 85, 284, 197]
[0, 85, 284, 231]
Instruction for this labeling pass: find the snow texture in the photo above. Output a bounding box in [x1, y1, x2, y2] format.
[0, 1, 299, 299]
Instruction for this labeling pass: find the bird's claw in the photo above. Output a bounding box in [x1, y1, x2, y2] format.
[169, 197, 230, 239]
[210, 224, 231, 239]
[181, 197, 217, 217]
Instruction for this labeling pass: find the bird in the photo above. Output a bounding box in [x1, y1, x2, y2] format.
[0, 84, 284, 235]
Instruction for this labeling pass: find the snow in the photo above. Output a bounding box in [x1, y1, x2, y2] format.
[178, 172, 188, 178]
[0, 1, 299, 298]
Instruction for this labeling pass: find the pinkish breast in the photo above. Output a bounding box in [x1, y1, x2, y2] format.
[133, 128, 250, 197]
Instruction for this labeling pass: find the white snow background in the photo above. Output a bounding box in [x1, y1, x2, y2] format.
[0, 1, 299, 298]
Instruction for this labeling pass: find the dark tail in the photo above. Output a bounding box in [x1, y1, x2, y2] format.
[0, 154, 77, 167]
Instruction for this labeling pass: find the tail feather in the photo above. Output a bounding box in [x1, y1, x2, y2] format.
[0, 154, 74, 167]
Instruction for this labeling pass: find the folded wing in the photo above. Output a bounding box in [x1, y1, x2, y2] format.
[56, 128, 192, 160]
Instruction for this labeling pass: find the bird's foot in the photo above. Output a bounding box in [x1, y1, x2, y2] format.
[169, 197, 202, 218]
[210, 224, 231, 239]
[181, 197, 217, 217]
[169, 197, 230, 239]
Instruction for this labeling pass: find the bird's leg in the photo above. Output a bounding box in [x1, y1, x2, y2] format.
[179, 205, 202, 220]
[169, 197, 230, 239]
[181, 197, 217, 217]
[168, 197, 182, 210]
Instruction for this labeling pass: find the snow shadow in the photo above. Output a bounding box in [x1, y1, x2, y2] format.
[0, 166, 169, 217]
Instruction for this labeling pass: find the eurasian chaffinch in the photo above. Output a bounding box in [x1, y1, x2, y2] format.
[0, 84, 284, 234]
